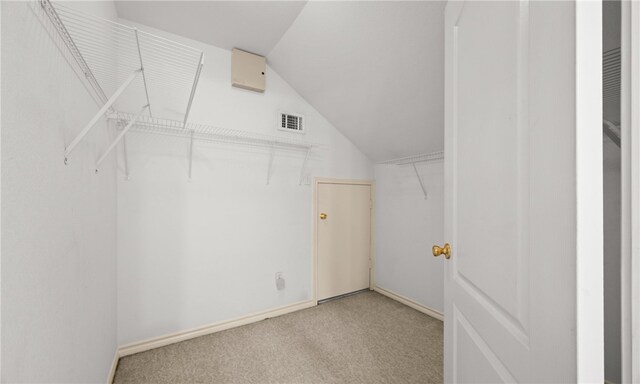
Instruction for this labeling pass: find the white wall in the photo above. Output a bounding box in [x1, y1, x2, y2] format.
[373, 162, 444, 313]
[1, 2, 119, 382]
[115, 21, 373, 346]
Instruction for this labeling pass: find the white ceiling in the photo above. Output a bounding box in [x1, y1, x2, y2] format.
[115, 1, 307, 56]
[116, 1, 446, 162]
[268, 1, 445, 162]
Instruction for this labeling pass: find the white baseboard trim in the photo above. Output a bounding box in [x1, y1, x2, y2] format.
[107, 349, 119, 384]
[117, 299, 316, 358]
[373, 286, 444, 321]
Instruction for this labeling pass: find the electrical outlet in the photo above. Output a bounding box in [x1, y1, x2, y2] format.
[275, 272, 285, 291]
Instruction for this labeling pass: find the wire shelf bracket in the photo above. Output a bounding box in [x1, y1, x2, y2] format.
[299, 146, 313, 185]
[65, 69, 142, 164]
[188, 130, 195, 181]
[96, 104, 149, 173]
[412, 163, 429, 200]
[184, 53, 205, 128]
[122, 132, 130, 180]
[134, 28, 152, 117]
[378, 151, 444, 199]
[266, 144, 276, 185]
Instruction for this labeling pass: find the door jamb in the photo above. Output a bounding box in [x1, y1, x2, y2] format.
[312, 177, 376, 304]
[576, 1, 604, 381]
[621, 1, 640, 382]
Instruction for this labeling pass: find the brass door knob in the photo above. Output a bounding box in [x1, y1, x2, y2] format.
[432, 243, 451, 259]
[320, 213, 327, 220]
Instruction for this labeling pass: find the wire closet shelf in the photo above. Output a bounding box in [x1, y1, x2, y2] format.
[378, 151, 444, 200]
[39, 0, 204, 165]
[39, 0, 319, 184]
[111, 112, 320, 184]
[114, 113, 317, 151]
[377, 151, 444, 166]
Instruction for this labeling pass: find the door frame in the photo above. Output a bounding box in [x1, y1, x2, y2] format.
[575, 1, 605, 380]
[621, 1, 640, 382]
[312, 177, 375, 304]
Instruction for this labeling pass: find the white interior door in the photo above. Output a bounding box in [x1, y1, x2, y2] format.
[443, 1, 587, 382]
[317, 182, 371, 301]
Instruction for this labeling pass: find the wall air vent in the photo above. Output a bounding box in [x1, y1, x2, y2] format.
[279, 112, 304, 134]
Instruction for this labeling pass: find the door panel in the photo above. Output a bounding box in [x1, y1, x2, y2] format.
[448, 1, 531, 378]
[454, 0, 528, 326]
[317, 183, 371, 301]
[455, 307, 513, 383]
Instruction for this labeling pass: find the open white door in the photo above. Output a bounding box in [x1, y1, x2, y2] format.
[442, 1, 603, 382]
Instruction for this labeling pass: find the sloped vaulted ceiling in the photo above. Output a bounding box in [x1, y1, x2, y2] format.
[116, 1, 445, 162]
[268, 1, 446, 162]
[115, 1, 308, 56]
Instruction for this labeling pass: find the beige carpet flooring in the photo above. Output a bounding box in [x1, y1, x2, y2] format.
[113, 291, 443, 383]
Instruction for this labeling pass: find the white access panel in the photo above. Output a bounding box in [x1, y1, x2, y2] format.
[231, 48, 266, 92]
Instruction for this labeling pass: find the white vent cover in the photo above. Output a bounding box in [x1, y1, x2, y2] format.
[279, 112, 304, 133]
